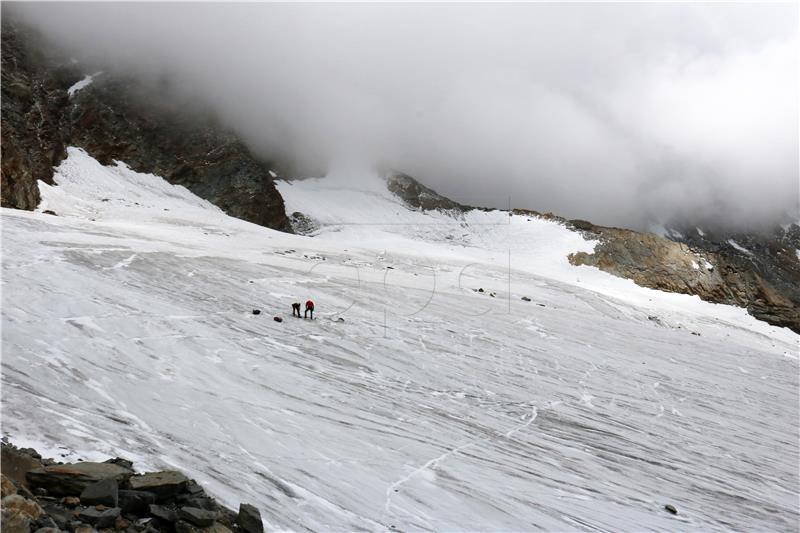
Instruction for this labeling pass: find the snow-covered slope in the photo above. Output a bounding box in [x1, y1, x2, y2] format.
[2, 149, 798, 531]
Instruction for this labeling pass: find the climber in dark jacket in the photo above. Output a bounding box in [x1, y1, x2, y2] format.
[304, 299, 314, 319]
[292, 302, 301, 317]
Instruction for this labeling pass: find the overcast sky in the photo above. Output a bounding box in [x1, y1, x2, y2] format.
[10, 2, 799, 230]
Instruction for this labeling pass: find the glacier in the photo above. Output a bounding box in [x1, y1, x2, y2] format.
[2, 148, 798, 531]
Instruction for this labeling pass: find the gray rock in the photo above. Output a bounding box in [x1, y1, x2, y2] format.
[235, 504, 263, 533]
[119, 489, 157, 515]
[129, 471, 188, 500]
[179, 507, 216, 527]
[33, 528, 60, 533]
[32, 515, 58, 530]
[40, 502, 71, 529]
[175, 520, 199, 533]
[176, 494, 216, 511]
[665, 504, 678, 515]
[78, 506, 121, 529]
[26, 462, 132, 497]
[521, 296, 531, 302]
[148, 504, 178, 523]
[80, 478, 118, 507]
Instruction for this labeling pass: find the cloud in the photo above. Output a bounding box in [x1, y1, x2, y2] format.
[8, 2, 798, 229]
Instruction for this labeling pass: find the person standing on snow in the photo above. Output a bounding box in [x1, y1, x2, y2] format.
[304, 299, 314, 319]
[292, 302, 301, 317]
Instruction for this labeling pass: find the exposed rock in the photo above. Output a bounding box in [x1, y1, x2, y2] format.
[386, 172, 471, 212]
[287, 211, 319, 235]
[567, 222, 800, 333]
[175, 520, 200, 533]
[33, 528, 60, 533]
[40, 502, 71, 529]
[1, 507, 31, 533]
[129, 471, 189, 500]
[1, 17, 291, 232]
[179, 507, 216, 527]
[235, 503, 263, 533]
[2, 494, 44, 520]
[252, 310, 261, 315]
[78, 506, 121, 529]
[26, 462, 133, 497]
[1, 475, 17, 498]
[115, 516, 130, 530]
[664, 504, 678, 515]
[521, 296, 531, 302]
[1, 443, 44, 487]
[2, 442, 248, 533]
[104, 458, 134, 470]
[202, 523, 234, 533]
[80, 478, 118, 507]
[118, 490, 156, 515]
[148, 504, 178, 523]
[60, 496, 81, 507]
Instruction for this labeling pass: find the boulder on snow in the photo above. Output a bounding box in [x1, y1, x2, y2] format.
[129, 471, 189, 499]
[273, 316, 283, 323]
[252, 309, 261, 315]
[664, 504, 678, 515]
[521, 296, 531, 302]
[26, 462, 132, 497]
[236, 503, 263, 533]
[79, 478, 118, 507]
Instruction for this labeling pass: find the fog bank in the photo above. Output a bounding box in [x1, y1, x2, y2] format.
[9, 2, 799, 229]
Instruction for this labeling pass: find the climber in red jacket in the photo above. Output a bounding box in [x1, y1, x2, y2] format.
[304, 299, 314, 319]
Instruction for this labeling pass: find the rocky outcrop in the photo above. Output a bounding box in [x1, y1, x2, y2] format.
[1, 17, 290, 231]
[0, 442, 264, 533]
[565, 220, 800, 333]
[386, 172, 472, 212]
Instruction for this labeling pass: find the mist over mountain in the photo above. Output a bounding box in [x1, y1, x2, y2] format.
[7, 2, 798, 230]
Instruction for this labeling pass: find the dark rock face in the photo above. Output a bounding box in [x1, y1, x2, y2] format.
[386, 172, 471, 212]
[666, 223, 800, 330]
[0, 20, 74, 210]
[1, 17, 290, 232]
